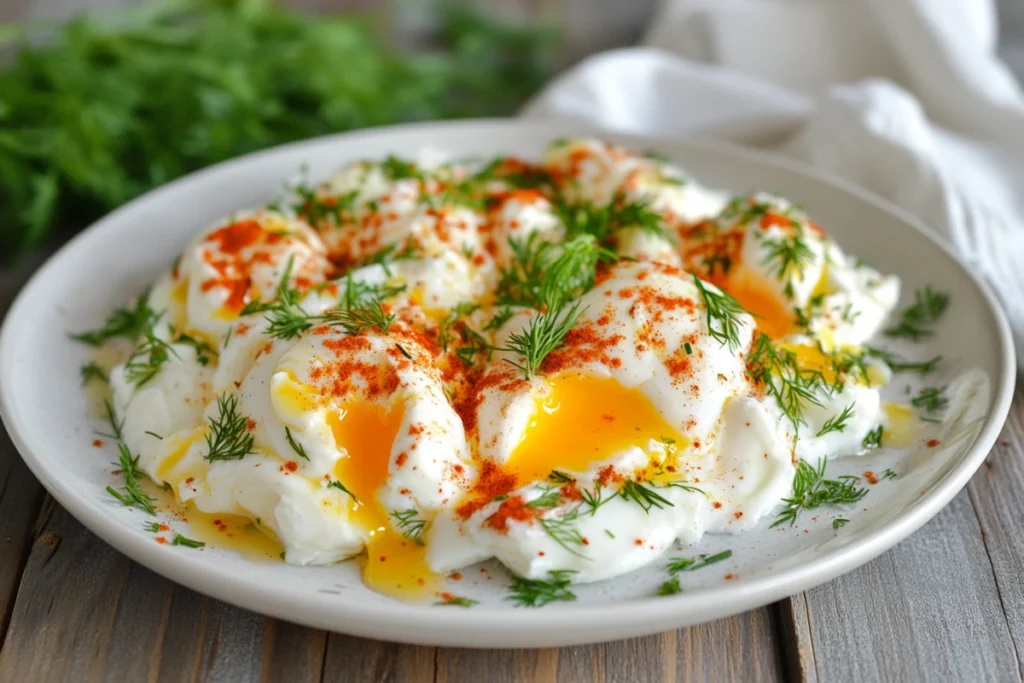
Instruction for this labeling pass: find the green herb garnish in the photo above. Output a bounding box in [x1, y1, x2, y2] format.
[106, 443, 155, 515]
[203, 394, 255, 462]
[506, 569, 577, 607]
[885, 286, 949, 340]
[772, 460, 867, 527]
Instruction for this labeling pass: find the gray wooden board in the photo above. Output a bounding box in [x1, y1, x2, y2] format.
[779, 385, 1024, 683]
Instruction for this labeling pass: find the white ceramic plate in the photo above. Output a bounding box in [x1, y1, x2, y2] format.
[0, 120, 1015, 648]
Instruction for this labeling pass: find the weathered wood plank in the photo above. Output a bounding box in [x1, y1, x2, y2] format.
[0, 251, 52, 647]
[778, 454, 1023, 683]
[0, 503, 339, 683]
[436, 647, 558, 683]
[322, 633, 435, 683]
[966, 385, 1024, 675]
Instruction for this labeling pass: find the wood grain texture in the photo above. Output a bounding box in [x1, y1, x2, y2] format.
[780, 383, 1024, 683]
[0, 252, 51, 648]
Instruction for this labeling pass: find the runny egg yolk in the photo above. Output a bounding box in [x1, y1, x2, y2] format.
[329, 401, 440, 600]
[725, 270, 795, 340]
[507, 374, 686, 487]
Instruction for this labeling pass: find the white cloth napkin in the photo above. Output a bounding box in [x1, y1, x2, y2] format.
[522, 0, 1024, 369]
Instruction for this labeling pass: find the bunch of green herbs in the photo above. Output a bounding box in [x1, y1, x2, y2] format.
[0, 0, 556, 259]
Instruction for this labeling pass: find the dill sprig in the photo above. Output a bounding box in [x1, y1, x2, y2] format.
[390, 509, 427, 544]
[80, 362, 108, 385]
[171, 534, 205, 548]
[71, 292, 157, 346]
[506, 569, 577, 607]
[666, 549, 733, 574]
[658, 550, 733, 597]
[324, 298, 396, 335]
[496, 233, 614, 310]
[99, 399, 124, 441]
[501, 302, 583, 380]
[758, 231, 815, 283]
[772, 459, 867, 527]
[436, 595, 478, 607]
[911, 386, 948, 414]
[865, 346, 941, 374]
[526, 487, 563, 508]
[885, 286, 949, 340]
[693, 274, 750, 352]
[862, 425, 884, 449]
[539, 513, 587, 558]
[284, 427, 309, 460]
[106, 443, 156, 515]
[619, 480, 674, 513]
[203, 394, 255, 462]
[747, 334, 829, 433]
[326, 480, 358, 501]
[554, 191, 667, 242]
[547, 470, 574, 484]
[816, 404, 855, 437]
[124, 334, 181, 387]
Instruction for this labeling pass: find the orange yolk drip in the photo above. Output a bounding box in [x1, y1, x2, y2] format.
[725, 270, 795, 340]
[330, 401, 439, 600]
[507, 374, 685, 487]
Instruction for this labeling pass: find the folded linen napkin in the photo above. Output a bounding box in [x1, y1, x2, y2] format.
[522, 0, 1024, 369]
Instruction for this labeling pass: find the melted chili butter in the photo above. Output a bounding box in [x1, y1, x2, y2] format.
[505, 374, 686, 488]
[331, 400, 440, 600]
[882, 402, 919, 447]
[183, 509, 284, 561]
[147, 485, 284, 561]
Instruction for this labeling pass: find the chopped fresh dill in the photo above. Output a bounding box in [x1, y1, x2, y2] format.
[171, 534, 205, 548]
[666, 549, 733, 574]
[882, 468, 898, 480]
[619, 480, 672, 514]
[203, 394, 255, 462]
[143, 521, 161, 533]
[816, 404, 855, 437]
[747, 333, 829, 434]
[526, 487, 563, 508]
[106, 443, 155, 515]
[658, 577, 682, 596]
[885, 286, 949, 340]
[326, 480, 358, 502]
[865, 346, 941, 373]
[80, 362, 108, 385]
[124, 333, 181, 387]
[758, 231, 814, 283]
[772, 459, 867, 527]
[501, 302, 583, 380]
[911, 386, 948, 415]
[506, 569, 577, 607]
[144, 431, 163, 440]
[99, 399, 124, 441]
[693, 274, 749, 352]
[539, 513, 588, 558]
[436, 595, 478, 607]
[284, 427, 309, 460]
[71, 292, 157, 346]
[547, 470, 575, 484]
[390, 509, 427, 544]
[862, 425, 884, 449]
[833, 518, 849, 529]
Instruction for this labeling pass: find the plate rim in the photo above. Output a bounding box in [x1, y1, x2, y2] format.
[0, 117, 1016, 648]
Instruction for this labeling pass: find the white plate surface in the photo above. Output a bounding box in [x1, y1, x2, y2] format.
[0, 119, 1015, 648]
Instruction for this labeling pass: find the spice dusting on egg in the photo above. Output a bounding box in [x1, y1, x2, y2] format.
[77, 136, 975, 605]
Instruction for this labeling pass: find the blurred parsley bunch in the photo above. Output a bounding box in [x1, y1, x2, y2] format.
[0, 0, 557, 260]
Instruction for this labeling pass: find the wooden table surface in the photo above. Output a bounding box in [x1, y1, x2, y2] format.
[0, 245, 1021, 682]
